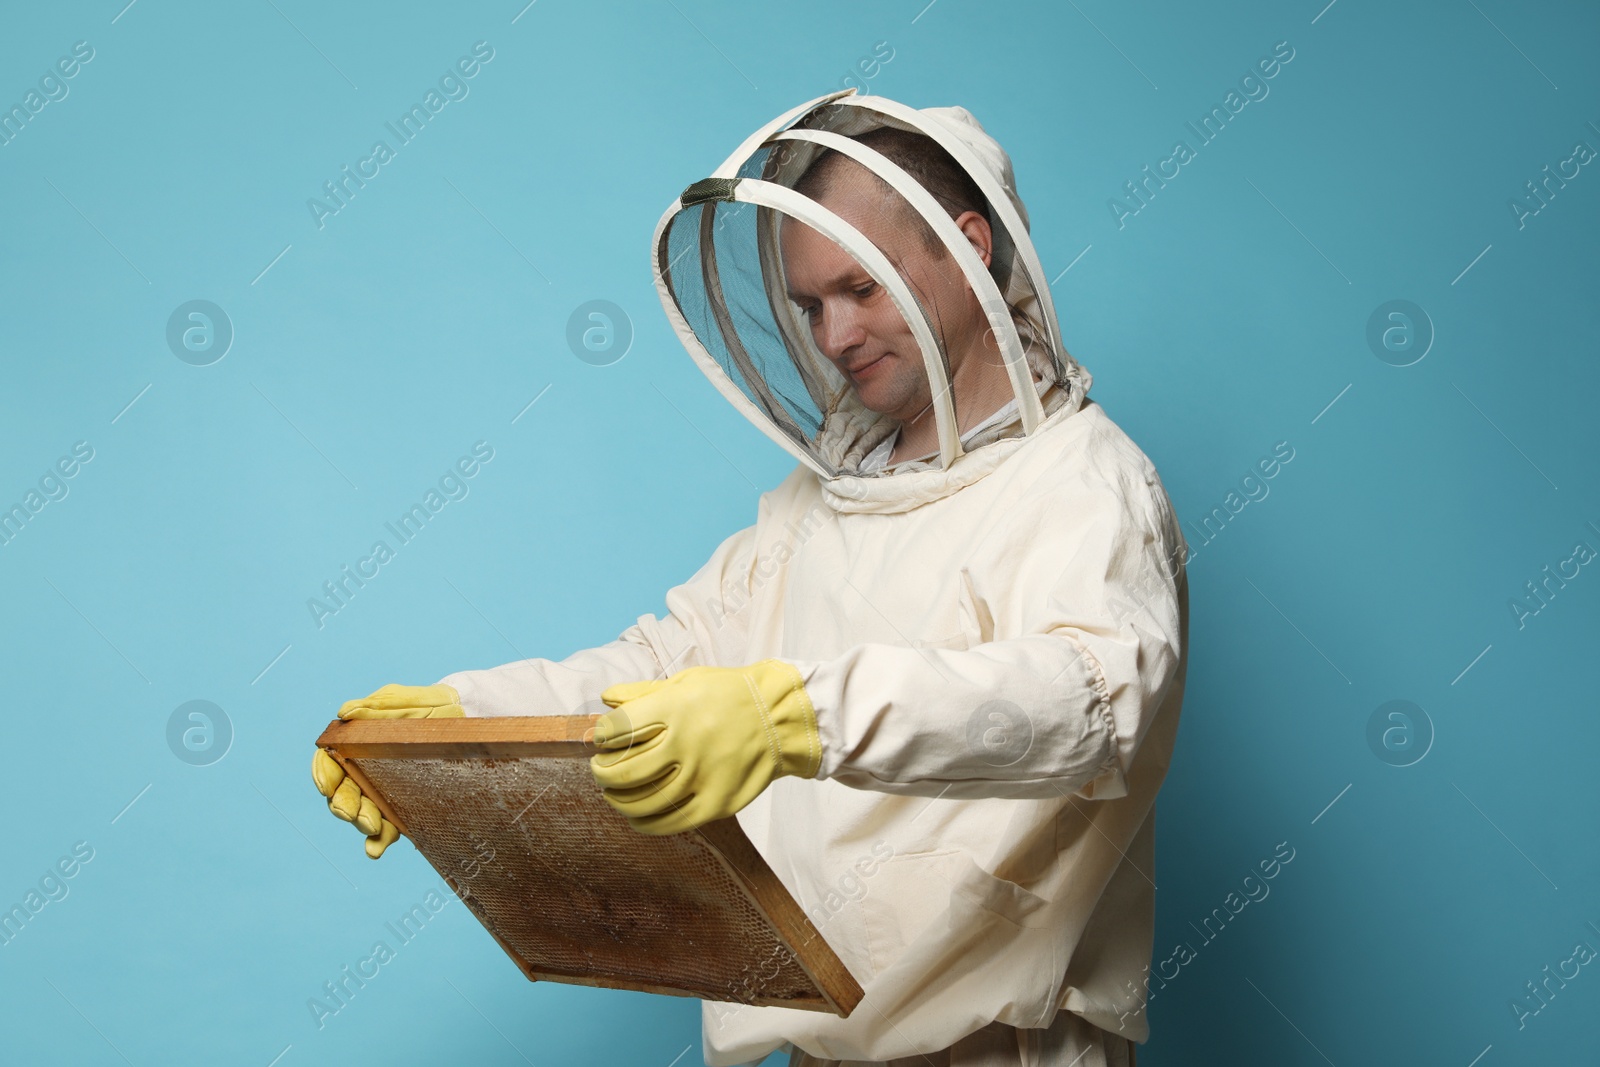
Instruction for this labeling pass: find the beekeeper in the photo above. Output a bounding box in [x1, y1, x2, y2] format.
[313, 88, 1188, 1067]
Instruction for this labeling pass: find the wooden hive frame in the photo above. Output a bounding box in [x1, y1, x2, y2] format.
[316, 715, 864, 1017]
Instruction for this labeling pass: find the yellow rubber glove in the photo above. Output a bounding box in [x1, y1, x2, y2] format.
[312, 683, 464, 858]
[589, 660, 821, 836]
[336, 683, 465, 720]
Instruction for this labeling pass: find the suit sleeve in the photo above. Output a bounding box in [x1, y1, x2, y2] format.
[436, 520, 760, 718]
[793, 472, 1186, 801]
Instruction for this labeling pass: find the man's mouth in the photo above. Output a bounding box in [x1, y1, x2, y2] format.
[846, 353, 889, 379]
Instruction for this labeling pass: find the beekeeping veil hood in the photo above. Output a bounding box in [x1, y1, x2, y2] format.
[651, 88, 1092, 490]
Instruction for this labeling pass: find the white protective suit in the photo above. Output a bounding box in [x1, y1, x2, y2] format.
[437, 90, 1187, 1067]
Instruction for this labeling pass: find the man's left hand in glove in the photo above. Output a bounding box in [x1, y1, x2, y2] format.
[311, 683, 464, 858]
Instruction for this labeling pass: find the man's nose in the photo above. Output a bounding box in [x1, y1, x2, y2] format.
[816, 302, 866, 359]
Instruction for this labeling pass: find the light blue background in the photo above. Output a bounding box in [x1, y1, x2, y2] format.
[1, 1, 1596, 1063]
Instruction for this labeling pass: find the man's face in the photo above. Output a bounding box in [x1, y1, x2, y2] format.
[780, 165, 982, 423]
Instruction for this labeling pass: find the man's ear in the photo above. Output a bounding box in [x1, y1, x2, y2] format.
[953, 210, 993, 267]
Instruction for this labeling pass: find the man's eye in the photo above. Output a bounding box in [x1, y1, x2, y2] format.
[801, 305, 821, 319]
[853, 282, 877, 299]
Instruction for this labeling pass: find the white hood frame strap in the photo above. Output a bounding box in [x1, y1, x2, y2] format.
[709, 89, 859, 181]
[653, 197, 838, 482]
[738, 179, 962, 468]
[691, 198, 814, 446]
[766, 128, 1046, 437]
[653, 177, 962, 476]
[827, 95, 1070, 386]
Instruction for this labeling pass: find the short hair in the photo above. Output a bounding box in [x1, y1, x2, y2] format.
[787, 125, 989, 258]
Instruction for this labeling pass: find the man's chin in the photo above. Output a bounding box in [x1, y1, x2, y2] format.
[845, 365, 924, 420]
[853, 391, 913, 422]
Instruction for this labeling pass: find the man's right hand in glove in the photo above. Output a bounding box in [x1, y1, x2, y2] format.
[312, 683, 464, 858]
